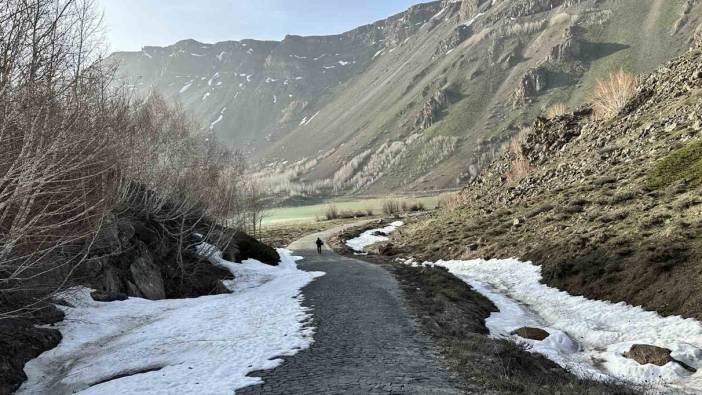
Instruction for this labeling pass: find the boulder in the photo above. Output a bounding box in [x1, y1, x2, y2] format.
[512, 327, 550, 341]
[623, 344, 673, 367]
[373, 231, 389, 237]
[90, 291, 128, 302]
[129, 245, 166, 300]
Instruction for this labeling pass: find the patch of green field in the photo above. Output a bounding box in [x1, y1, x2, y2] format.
[263, 195, 440, 225]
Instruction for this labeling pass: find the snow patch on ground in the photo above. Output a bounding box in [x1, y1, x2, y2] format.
[346, 221, 404, 252]
[427, 258, 702, 393]
[19, 248, 323, 395]
[179, 80, 193, 94]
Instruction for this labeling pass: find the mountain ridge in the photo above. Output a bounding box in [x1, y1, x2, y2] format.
[111, 0, 702, 197]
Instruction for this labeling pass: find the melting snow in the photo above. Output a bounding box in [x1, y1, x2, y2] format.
[18, 248, 323, 395]
[346, 221, 404, 252]
[208, 72, 220, 86]
[179, 80, 194, 94]
[426, 258, 702, 393]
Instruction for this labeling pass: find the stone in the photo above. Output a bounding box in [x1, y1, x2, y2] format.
[512, 327, 550, 341]
[90, 291, 128, 302]
[129, 246, 166, 300]
[373, 231, 388, 237]
[623, 344, 673, 367]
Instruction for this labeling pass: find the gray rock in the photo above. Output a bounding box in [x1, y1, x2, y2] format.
[129, 246, 166, 300]
[623, 344, 674, 367]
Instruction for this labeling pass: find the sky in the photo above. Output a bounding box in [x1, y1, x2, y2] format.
[96, 0, 422, 52]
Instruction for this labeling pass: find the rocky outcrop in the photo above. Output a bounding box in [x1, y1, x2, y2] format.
[87, 209, 279, 301]
[695, 23, 702, 49]
[436, 25, 472, 56]
[459, 0, 489, 21]
[548, 26, 584, 64]
[415, 88, 449, 129]
[0, 308, 63, 394]
[513, 66, 548, 104]
[129, 242, 166, 300]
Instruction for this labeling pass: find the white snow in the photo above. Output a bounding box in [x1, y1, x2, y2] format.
[209, 114, 224, 129]
[463, 12, 484, 28]
[216, 51, 226, 61]
[179, 80, 194, 94]
[190, 53, 204, 57]
[207, 72, 220, 86]
[19, 247, 324, 395]
[426, 258, 702, 392]
[201, 92, 210, 101]
[337, 61, 350, 66]
[143, 52, 152, 59]
[372, 49, 384, 59]
[345, 221, 404, 252]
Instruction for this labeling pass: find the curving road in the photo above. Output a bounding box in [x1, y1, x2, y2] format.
[238, 224, 463, 394]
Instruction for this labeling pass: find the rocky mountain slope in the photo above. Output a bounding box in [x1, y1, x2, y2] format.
[112, 0, 702, 195]
[395, 39, 702, 321]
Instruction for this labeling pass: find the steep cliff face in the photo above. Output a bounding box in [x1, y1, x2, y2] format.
[113, 0, 702, 196]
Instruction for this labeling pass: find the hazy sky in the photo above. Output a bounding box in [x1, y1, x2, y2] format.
[96, 0, 421, 52]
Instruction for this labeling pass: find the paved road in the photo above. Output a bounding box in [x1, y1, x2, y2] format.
[238, 225, 463, 394]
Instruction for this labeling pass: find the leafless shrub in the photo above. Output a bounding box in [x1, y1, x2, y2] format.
[0, 0, 248, 318]
[591, 69, 640, 120]
[505, 131, 531, 183]
[437, 192, 461, 211]
[325, 204, 339, 220]
[383, 198, 402, 216]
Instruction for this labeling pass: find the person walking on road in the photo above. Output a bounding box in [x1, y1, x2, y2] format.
[315, 238, 324, 255]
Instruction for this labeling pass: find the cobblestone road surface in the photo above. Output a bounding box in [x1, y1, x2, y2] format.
[238, 227, 463, 394]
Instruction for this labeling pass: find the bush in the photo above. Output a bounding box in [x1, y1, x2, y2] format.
[437, 192, 461, 210]
[383, 198, 401, 216]
[505, 131, 531, 183]
[591, 70, 639, 120]
[325, 204, 339, 220]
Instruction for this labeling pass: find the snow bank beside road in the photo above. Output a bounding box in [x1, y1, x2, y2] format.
[426, 258, 702, 393]
[19, 249, 323, 395]
[346, 221, 404, 252]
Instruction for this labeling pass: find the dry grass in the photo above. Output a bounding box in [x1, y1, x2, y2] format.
[545, 103, 568, 119]
[591, 70, 640, 120]
[437, 192, 462, 211]
[382, 198, 402, 216]
[505, 131, 532, 183]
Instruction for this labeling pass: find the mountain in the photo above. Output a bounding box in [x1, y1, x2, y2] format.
[395, 38, 702, 321]
[111, 0, 702, 196]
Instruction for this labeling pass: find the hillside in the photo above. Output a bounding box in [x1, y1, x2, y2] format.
[394, 39, 702, 322]
[111, 0, 702, 196]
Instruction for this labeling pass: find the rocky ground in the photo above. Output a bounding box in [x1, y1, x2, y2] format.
[393, 47, 702, 321]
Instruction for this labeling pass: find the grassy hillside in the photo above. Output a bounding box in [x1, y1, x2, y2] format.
[394, 45, 702, 320]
